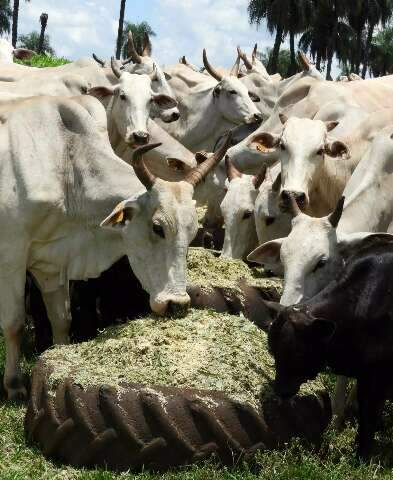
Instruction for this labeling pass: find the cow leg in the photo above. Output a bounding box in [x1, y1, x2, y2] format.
[0, 271, 27, 400]
[41, 285, 71, 345]
[356, 374, 387, 459]
[332, 375, 349, 430]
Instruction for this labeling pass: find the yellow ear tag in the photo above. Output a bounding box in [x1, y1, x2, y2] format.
[112, 209, 124, 225]
[256, 143, 270, 152]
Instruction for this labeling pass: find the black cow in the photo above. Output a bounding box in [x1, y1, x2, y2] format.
[264, 240, 393, 459]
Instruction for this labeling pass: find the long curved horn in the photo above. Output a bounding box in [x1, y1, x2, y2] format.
[253, 164, 267, 189]
[230, 54, 241, 77]
[237, 46, 252, 71]
[225, 156, 242, 181]
[92, 53, 105, 67]
[131, 143, 161, 190]
[288, 193, 302, 217]
[128, 31, 142, 64]
[252, 43, 257, 65]
[328, 196, 345, 228]
[185, 131, 232, 187]
[111, 57, 122, 79]
[142, 32, 152, 57]
[297, 51, 310, 71]
[271, 172, 282, 193]
[203, 49, 223, 81]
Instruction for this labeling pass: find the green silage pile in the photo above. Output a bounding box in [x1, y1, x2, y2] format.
[42, 309, 323, 409]
[187, 247, 282, 294]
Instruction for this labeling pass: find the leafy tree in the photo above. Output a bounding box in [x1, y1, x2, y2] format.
[257, 47, 294, 77]
[121, 21, 156, 59]
[18, 31, 55, 55]
[369, 25, 393, 76]
[0, 0, 11, 36]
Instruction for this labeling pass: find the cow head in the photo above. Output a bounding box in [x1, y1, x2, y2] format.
[248, 196, 393, 306]
[203, 49, 263, 126]
[0, 39, 35, 64]
[253, 170, 291, 274]
[259, 116, 349, 210]
[267, 302, 334, 398]
[89, 58, 177, 147]
[101, 135, 231, 316]
[220, 158, 263, 259]
[121, 31, 181, 123]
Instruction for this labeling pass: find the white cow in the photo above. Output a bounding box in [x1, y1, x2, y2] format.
[159, 49, 263, 152]
[0, 95, 230, 400]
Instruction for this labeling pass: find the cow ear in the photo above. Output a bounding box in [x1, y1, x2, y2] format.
[279, 113, 288, 125]
[338, 232, 393, 258]
[247, 239, 283, 265]
[248, 91, 260, 102]
[88, 86, 115, 99]
[251, 132, 280, 153]
[326, 120, 339, 132]
[164, 72, 172, 81]
[100, 200, 139, 229]
[13, 48, 35, 60]
[324, 140, 350, 159]
[309, 319, 336, 342]
[153, 94, 178, 110]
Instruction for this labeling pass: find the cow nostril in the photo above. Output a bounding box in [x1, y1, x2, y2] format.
[254, 113, 263, 123]
[171, 112, 180, 121]
[167, 300, 190, 317]
[297, 192, 306, 204]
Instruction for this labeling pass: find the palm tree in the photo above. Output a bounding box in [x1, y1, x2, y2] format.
[38, 12, 48, 54]
[248, 0, 312, 75]
[18, 30, 54, 55]
[121, 21, 156, 59]
[369, 25, 393, 76]
[12, 0, 30, 47]
[115, 0, 126, 60]
[0, 0, 11, 35]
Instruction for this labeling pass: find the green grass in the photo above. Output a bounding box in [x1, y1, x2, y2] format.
[1, 333, 393, 479]
[15, 54, 70, 68]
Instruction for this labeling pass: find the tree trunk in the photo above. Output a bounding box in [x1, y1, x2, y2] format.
[316, 51, 321, 71]
[361, 22, 374, 79]
[115, 0, 127, 60]
[326, 2, 338, 81]
[12, 0, 19, 47]
[355, 27, 363, 75]
[268, 24, 284, 75]
[287, 29, 297, 76]
[38, 13, 48, 54]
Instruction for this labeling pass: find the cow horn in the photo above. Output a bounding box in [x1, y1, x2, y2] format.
[225, 156, 242, 181]
[271, 172, 282, 193]
[149, 64, 158, 81]
[92, 53, 105, 67]
[121, 57, 133, 67]
[253, 164, 267, 189]
[142, 32, 152, 57]
[288, 193, 302, 217]
[297, 51, 310, 71]
[111, 57, 122, 79]
[252, 43, 258, 64]
[230, 54, 241, 77]
[237, 46, 253, 71]
[180, 56, 187, 65]
[203, 49, 223, 82]
[328, 196, 345, 228]
[185, 131, 232, 187]
[131, 143, 161, 190]
[128, 31, 142, 64]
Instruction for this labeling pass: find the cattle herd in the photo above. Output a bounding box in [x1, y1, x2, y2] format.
[0, 31, 393, 461]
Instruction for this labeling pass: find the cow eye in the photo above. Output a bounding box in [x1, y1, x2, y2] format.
[312, 257, 327, 272]
[317, 148, 324, 156]
[120, 92, 126, 100]
[280, 142, 286, 151]
[243, 210, 253, 220]
[229, 90, 237, 95]
[265, 216, 275, 226]
[153, 223, 165, 239]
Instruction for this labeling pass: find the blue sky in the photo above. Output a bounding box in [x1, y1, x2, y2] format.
[16, 0, 339, 76]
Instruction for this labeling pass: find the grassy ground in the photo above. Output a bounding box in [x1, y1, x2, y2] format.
[1, 333, 393, 479]
[15, 54, 70, 68]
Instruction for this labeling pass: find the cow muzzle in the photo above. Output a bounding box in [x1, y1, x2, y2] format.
[245, 113, 263, 125]
[279, 190, 308, 212]
[161, 109, 180, 123]
[129, 131, 150, 146]
[150, 293, 191, 317]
